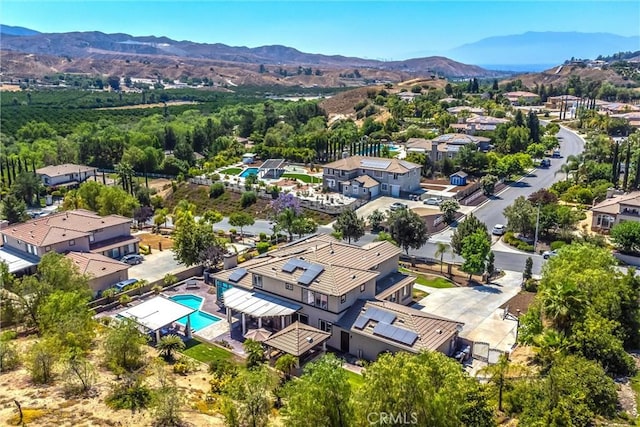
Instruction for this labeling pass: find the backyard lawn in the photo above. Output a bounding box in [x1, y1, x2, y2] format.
[282, 173, 322, 184]
[344, 369, 364, 389]
[400, 268, 454, 288]
[180, 338, 233, 363]
[219, 167, 242, 175]
[412, 288, 429, 300]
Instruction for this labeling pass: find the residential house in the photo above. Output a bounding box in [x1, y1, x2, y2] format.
[65, 251, 130, 296]
[36, 163, 97, 188]
[591, 191, 640, 232]
[211, 234, 463, 361]
[446, 106, 485, 116]
[599, 103, 640, 115]
[0, 209, 139, 274]
[450, 115, 508, 134]
[545, 95, 580, 110]
[611, 112, 640, 130]
[504, 91, 540, 106]
[398, 92, 420, 102]
[413, 133, 491, 163]
[322, 156, 421, 198]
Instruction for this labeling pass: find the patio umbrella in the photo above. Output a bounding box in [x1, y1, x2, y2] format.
[244, 328, 272, 342]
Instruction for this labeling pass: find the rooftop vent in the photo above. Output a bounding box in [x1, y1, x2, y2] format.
[352, 274, 356, 279]
[436, 329, 442, 334]
[306, 337, 313, 343]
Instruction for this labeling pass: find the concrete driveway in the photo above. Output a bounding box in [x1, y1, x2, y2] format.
[127, 249, 183, 283]
[355, 196, 440, 221]
[415, 270, 523, 352]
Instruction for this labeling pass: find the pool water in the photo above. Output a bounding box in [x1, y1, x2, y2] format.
[239, 167, 259, 178]
[170, 294, 221, 331]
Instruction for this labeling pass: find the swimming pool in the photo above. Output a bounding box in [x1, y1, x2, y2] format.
[170, 294, 221, 331]
[239, 167, 259, 178]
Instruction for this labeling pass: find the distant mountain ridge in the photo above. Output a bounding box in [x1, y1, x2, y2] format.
[446, 32, 640, 67]
[0, 27, 498, 78]
[0, 25, 41, 36]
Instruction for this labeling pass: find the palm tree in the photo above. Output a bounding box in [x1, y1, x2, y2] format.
[434, 242, 450, 274]
[115, 161, 135, 194]
[153, 208, 169, 234]
[243, 339, 265, 368]
[554, 163, 572, 182]
[157, 334, 186, 361]
[172, 200, 196, 227]
[274, 354, 298, 380]
[477, 353, 529, 412]
[541, 280, 585, 334]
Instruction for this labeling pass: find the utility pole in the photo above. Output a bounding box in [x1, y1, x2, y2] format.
[533, 203, 541, 254]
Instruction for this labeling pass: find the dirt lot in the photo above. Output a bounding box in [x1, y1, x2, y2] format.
[96, 101, 199, 110]
[0, 336, 225, 427]
[138, 233, 174, 250]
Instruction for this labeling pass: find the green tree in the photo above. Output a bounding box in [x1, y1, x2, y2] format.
[388, 208, 428, 255]
[62, 350, 96, 395]
[523, 257, 533, 280]
[434, 242, 450, 274]
[503, 196, 535, 237]
[12, 171, 43, 206]
[451, 213, 490, 255]
[38, 290, 95, 351]
[156, 334, 185, 362]
[486, 251, 495, 277]
[1, 193, 28, 224]
[103, 318, 148, 373]
[274, 354, 298, 381]
[439, 199, 459, 224]
[480, 174, 498, 196]
[333, 208, 365, 244]
[243, 339, 265, 369]
[291, 216, 318, 239]
[477, 353, 527, 412]
[151, 377, 185, 427]
[172, 214, 224, 267]
[356, 351, 493, 427]
[610, 220, 640, 253]
[461, 230, 491, 280]
[27, 337, 60, 384]
[229, 212, 255, 242]
[221, 365, 276, 427]
[96, 185, 140, 217]
[282, 354, 353, 427]
[367, 209, 385, 232]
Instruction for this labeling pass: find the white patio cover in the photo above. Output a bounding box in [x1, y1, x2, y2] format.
[0, 247, 38, 273]
[223, 287, 301, 318]
[118, 296, 195, 332]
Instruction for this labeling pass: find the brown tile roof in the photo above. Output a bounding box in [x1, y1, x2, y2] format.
[323, 156, 420, 174]
[504, 91, 539, 98]
[66, 251, 130, 279]
[263, 321, 330, 356]
[592, 192, 640, 214]
[354, 175, 379, 188]
[432, 133, 490, 144]
[36, 163, 96, 177]
[406, 138, 433, 151]
[1, 209, 132, 247]
[337, 300, 462, 353]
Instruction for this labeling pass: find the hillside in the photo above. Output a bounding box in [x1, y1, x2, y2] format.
[501, 63, 635, 89]
[0, 29, 501, 80]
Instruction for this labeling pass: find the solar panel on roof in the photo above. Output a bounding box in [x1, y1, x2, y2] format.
[298, 263, 324, 285]
[228, 268, 248, 283]
[364, 307, 397, 324]
[360, 159, 391, 169]
[353, 315, 369, 330]
[373, 322, 418, 346]
[282, 258, 309, 273]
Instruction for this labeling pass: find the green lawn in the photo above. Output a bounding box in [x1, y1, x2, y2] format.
[281, 173, 322, 184]
[344, 369, 364, 389]
[219, 167, 242, 175]
[180, 338, 233, 363]
[400, 268, 454, 288]
[412, 289, 429, 300]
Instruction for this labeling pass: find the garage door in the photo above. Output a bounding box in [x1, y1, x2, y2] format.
[391, 185, 400, 197]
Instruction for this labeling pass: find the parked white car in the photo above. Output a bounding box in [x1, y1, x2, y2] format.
[542, 250, 558, 259]
[424, 197, 443, 206]
[389, 202, 408, 212]
[492, 224, 506, 236]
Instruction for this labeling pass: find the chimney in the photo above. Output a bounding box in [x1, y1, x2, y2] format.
[223, 253, 238, 270]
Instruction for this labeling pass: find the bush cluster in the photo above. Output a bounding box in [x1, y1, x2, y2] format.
[504, 232, 534, 252]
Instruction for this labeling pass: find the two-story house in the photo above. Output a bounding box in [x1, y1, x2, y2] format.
[211, 234, 462, 361]
[0, 209, 139, 275]
[322, 156, 421, 199]
[591, 191, 640, 232]
[36, 163, 97, 188]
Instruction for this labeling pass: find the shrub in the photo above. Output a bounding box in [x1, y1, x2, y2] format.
[550, 241, 567, 251]
[151, 285, 163, 294]
[523, 278, 539, 292]
[256, 242, 270, 254]
[119, 295, 132, 306]
[240, 191, 257, 208]
[210, 173, 221, 181]
[210, 182, 225, 198]
[105, 376, 152, 410]
[0, 340, 20, 372]
[163, 273, 178, 286]
[208, 359, 238, 377]
[259, 232, 268, 242]
[0, 331, 17, 341]
[517, 242, 534, 252]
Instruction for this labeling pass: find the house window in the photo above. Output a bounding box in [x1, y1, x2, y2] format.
[390, 292, 397, 303]
[89, 233, 95, 242]
[393, 173, 399, 180]
[253, 275, 263, 288]
[381, 183, 388, 191]
[340, 170, 346, 176]
[596, 215, 615, 229]
[285, 283, 293, 291]
[296, 313, 309, 325]
[302, 289, 315, 306]
[315, 293, 328, 310]
[318, 319, 332, 333]
[327, 179, 336, 188]
[69, 240, 75, 246]
[403, 285, 409, 297]
[45, 245, 51, 252]
[341, 294, 346, 304]
[360, 284, 365, 293]
[362, 188, 367, 193]
[17, 240, 22, 245]
[2, 235, 6, 244]
[374, 170, 383, 178]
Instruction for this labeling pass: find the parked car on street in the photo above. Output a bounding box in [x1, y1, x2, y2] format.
[542, 250, 558, 259]
[389, 202, 408, 211]
[540, 159, 551, 168]
[424, 197, 443, 206]
[121, 254, 144, 265]
[492, 224, 506, 236]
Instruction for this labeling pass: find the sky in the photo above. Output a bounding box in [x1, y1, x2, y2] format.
[2, 1, 639, 60]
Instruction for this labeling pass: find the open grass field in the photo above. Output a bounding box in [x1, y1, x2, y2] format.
[281, 173, 322, 184]
[181, 338, 234, 364]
